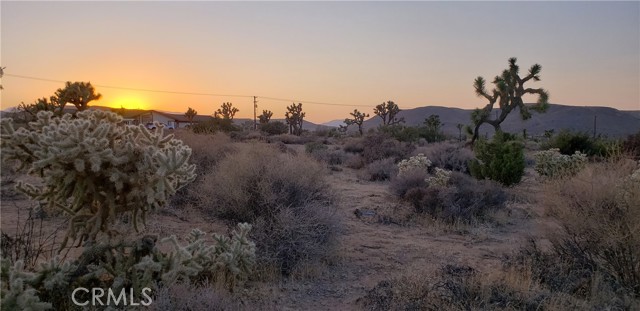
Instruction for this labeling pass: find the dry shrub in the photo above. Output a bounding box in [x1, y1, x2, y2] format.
[538, 159, 640, 299]
[170, 131, 235, 209]
[360, 265, 547, 311]
[413, 142, 474, 173]
[393, 172, 507, 224]
[361, 158, 398, 181]
[343, 137, 365, 153]
[150, 282, 270, 311]
[389, 170, 429, 197]
[173, 131, 235, 173]
[344, 154, 366, 169]
[361, 132, 414, 164]
[197, 144, 339, 276]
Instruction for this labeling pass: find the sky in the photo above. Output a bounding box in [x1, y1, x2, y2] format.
[1, 1, 638, 123]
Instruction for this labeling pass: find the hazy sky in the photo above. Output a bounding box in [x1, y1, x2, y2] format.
[1, 1, 638, 123]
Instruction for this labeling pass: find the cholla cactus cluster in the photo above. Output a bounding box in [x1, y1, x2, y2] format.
[534, 148, 587, 178]
[0, 224, 255, 309]
[426, 167, 452, 187]
[397, 154, 431, 176]
[158, 223, 256, 288]
[0, 110, 197, 247]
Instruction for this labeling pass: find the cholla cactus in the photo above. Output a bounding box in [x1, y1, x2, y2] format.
[534, 148, 587, 178]
[0, 110, 196, 248]
[0, 259, 53, 310]
[159, 223, 256, 289]
[426, 167, 452, 187]
[398, 154, 431, 176]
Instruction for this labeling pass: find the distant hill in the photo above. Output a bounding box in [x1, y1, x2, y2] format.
[322, 119, 347, 127]
[362, 104, 640, 138]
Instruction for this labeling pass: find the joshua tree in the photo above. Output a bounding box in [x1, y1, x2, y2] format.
[18, 97, 65, 118]
[285, 103, 305, 136]
[374, 101, 404, 126]
[259, 110, 273, 124]
[214, 102, 239, 120]
[55, 81, 102, 111]
[456, 123, 464, 141]
[185, 107, 198, 125]
[468, 57, 549, 144]
[344, 109, 369, 135]
[423, 114, 445, 142]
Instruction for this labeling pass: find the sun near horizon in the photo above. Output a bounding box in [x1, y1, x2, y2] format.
[105, 94, 150, 111]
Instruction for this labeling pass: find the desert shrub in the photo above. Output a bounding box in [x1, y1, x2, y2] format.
[539, 160, 640, 298]
[259, 121, 288, 136]
[304, 141, 328, 154]
[623, 130, 640, 159]
[389, 170, 430, 197]
[543, 130, 609, 157]
[304, 142, 346, 165]
[470, 133, 525, 186]
[361, 132, 414, 164]
[362, 158, 398, 181]
[173, 131, 235, 173]
[325, 149, 347, 165]
[344, 154, 366, 169]
[192, 118, 239, 134]
[402, 172, 507, 223]
[360, 264, 546, 311]
[533, 148, 587, 178]
[414, 142, 474, 174]
[197, 145, 338, 275]
[343, 137, 365, 153]
[269, 133, 302, 144]
[379, 124, 421, 142]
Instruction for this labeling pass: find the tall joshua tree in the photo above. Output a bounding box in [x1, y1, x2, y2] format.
[214, 102, 239, 120]
[468, 57, 549, 144]
[55, 81, 102, 111]
[285, 103, 305, 136]
[259, 110, 273, 124]
[373, 101, 404, 126]
[344, 109, 369, 135]
[185, 107, 198, 125]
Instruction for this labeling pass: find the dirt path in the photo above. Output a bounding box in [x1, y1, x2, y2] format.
[267, 168, 547, 310]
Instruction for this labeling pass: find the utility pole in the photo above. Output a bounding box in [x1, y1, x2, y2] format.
[253, 96, 258, 130]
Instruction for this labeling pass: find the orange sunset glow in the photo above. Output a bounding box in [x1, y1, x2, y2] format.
[1, 2, 638, 123]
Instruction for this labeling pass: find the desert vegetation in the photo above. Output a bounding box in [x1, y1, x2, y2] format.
[1, 61, 638, 310]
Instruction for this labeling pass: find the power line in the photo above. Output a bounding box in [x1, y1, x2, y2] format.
[4, 73, 253, 98]
[3, 72, 382, 109]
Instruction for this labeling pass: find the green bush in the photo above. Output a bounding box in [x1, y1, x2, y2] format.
[543, 130, 608, 157]
[470, 133, 525, 186]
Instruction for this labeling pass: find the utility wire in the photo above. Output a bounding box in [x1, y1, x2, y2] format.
[4, 73, 253, 98]
[4, 73, 377, 108]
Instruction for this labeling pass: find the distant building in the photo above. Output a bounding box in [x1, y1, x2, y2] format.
[89, 106, 213, 128]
